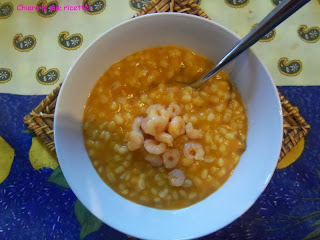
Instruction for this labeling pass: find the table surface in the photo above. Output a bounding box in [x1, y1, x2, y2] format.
[0, 87, 319, 240]
[1, 1, 320, 239]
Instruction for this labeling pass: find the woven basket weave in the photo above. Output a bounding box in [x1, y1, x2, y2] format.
[24, 0, 310, 162]
[135, 0, 209, 18]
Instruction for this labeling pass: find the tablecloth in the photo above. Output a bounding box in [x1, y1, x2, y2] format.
[0, 0, 320, 239]
[0, 0, 320, 95]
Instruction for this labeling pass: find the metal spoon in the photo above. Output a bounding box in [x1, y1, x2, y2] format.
[190, 0, 310, 89]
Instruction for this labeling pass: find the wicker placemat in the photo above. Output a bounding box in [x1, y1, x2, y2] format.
[23, 0, 310, 162]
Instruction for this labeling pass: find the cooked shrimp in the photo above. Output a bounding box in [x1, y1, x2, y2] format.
[132, 117, 144, 132]
[185, 122, 203, 139]
[127, 131, 144, 151]
[146, 104, 162, 114]
[141, 116, 168, 136]
[155, 132, 174, 147]
[183, 142, 204, 160]
[168, 169, 185, 187]
[145, 153, 163, 167]
[162, 149, 180, 169]
[144, 139, 167, 155]
[168, 116, 185, 138]
[167, 102, 182, 119]
[146, 104, 170, 123]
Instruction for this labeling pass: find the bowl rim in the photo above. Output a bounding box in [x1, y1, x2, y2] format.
[54, 12, 283, 240]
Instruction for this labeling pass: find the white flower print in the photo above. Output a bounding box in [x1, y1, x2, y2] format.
[1, 6, 10, 15]
[94, 2, 103, 10]
[24, 39, 33, 48]
[0, 71, 8, 80]
[70, 37, 79, 46]
[264, 31, 273, 38]
[233, 0, 245, 4]
[290, 63, 299, 72]
[310, 30, 318, 39]
[47, 72, 56, 81]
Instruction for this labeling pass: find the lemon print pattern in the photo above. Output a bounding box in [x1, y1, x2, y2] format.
[225, 0, 249, 8]
[29, 137, 59, 170]
[13, 34, 36, 52]
[0, 136, 15, 184]
[58, 32, 83, 50]
[37, 0, 59, 18]
[0, 68, 12, 84]
[0, 2, 13, 19]
[36, 67, 60, 85]
[252, 24, 276, 42]
[277, 138, 305, 169]
[298, 25, 320, 43]
[83, 0, 106, 15]
[278, 57, 302, 76]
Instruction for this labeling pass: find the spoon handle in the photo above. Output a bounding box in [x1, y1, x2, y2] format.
[190, 0, 310, 88]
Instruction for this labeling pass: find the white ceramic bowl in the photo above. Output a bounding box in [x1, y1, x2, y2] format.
[54, 13, 283, 240]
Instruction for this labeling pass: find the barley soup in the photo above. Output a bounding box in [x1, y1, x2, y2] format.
[82, 46, 248, 209]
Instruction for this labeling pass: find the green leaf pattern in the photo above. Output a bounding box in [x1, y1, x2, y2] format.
[256, 169, 320, 239]
[48, 166, 70, 188]
[303, 227, 320, 240]
[48, 168, 104, 239]
[74, 200, 104, 240]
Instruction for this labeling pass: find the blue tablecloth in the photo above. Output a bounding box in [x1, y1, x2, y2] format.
[0, 86, 319, 240]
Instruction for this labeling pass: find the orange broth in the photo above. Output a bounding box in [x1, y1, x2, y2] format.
[82, 46, 248, 209]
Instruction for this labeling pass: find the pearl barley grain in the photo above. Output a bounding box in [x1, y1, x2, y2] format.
[114, 115, 124, 125]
